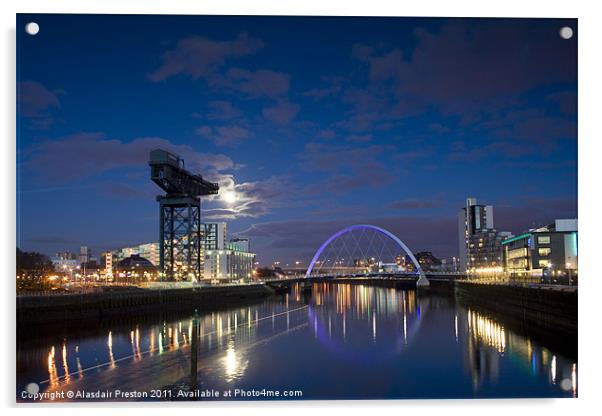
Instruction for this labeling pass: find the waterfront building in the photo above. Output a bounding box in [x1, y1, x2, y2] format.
[114, 254, 158, 283]
[400, 251, 441, 272]
[377, 262, 404, 273]
[229, 237, 250, 252]
[203, 243, 256, 284]
[458, 198, 493, 272]
[112, 242, 160, 266]
[457, 197, 513, 272]
[110, 223, 253, 283]
[136, 242, 160, 266]
[201, 222, 227, 251]
[416, 251, 442, 271]
[468, 230, 513, 271]
[200, 223, 256, 283]
[502, 219, 578, 282]
[50, 257, 79, 274]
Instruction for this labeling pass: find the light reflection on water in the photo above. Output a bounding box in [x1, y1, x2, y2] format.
[17, 283, 577, 400]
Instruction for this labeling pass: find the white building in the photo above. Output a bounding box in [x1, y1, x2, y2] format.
[202, 222, 227, 250]
[203, 246, 256, 284]
[201, 224, 255, 284]
[113, 242, 160, 266]
[103, 251, 113, 279]
[229, 238, 250, 252]
[51, 258, 80, 273]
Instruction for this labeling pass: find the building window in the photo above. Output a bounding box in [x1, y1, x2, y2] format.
[538, 247, 551, 256]
[509, 258, 528, 269]
[537, 235, 551, 244]
[508, 248, 527, 260]
[539, 259, 550, 268]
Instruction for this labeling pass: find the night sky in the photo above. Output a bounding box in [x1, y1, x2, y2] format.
[16, 14, 578, 264]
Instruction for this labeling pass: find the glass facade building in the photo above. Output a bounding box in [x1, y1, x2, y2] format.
[502, 219, 578, 283]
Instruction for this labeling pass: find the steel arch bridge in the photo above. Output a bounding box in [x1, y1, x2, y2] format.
[305, 224, 430, 286]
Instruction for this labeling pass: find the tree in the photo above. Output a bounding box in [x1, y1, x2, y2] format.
[16, 248, 55, 290]
[17, 248, 54, 274]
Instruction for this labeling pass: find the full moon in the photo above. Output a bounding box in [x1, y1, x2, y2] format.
[25, 22, 39, 35]
[559, 26, 573, 40]
[222, 191, 237, 204]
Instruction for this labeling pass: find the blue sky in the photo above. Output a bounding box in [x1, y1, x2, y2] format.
[16, 14, 577, 263]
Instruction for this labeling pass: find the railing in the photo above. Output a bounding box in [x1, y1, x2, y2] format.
[17, 280, 267, 296]
[459, 273, 578, 289]
[17, 287, 104, 297]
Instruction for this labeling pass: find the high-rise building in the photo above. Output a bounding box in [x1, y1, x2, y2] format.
[79, 246, 92, 264]
[458, 197, 512, 272]
[458, 198, 494, 272]
[201, 222, 227, 251]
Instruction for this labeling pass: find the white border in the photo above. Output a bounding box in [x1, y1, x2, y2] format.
[2, 1, 601, 414]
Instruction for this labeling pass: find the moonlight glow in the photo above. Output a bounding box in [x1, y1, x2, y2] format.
[222, 191, 237, 205]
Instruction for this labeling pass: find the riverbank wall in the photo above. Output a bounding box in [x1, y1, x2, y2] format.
[17, 284, 273, 327]
[452, 280, 577, 337]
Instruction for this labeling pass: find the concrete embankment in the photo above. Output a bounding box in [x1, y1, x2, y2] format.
[448, 280, 577, 337]
[17, 284, 273, 327]
[424, 278, 577, 356]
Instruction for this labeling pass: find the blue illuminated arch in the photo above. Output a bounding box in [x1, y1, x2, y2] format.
[305, 224, 426, 281]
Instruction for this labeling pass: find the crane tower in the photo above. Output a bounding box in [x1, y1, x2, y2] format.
[149, 149, 219, 281]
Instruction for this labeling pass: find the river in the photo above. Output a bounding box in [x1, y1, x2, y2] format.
[16, 282, 577, 401]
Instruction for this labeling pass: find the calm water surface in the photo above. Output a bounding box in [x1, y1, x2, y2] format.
[17, 283, 577, 400]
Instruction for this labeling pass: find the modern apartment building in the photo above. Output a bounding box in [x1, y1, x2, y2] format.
[458, 198, 493, 271]
[458, 197, 514, 272]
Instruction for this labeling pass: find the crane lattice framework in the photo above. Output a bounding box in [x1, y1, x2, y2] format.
[149, 149, 219, 281]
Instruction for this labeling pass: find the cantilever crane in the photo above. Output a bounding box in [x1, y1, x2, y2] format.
[149, 149, 219, 281]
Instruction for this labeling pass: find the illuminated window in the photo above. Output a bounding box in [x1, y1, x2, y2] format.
[539, 259, 550, 268]
[538, 247, 551, 256]
[508, 258, 528, 269]
[538, 235, 551, 244]
[508, 248, 527, 260]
